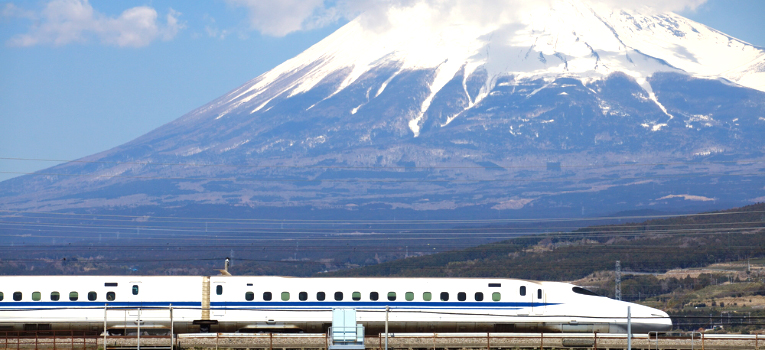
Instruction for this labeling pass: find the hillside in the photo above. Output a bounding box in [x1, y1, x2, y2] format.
[325, 203, 765, 281]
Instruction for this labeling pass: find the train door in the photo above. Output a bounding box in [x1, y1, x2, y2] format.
[212, 281, 226, 317]
[115, 281, 142, 334]
[127, 281, 142, 318]
[520, 285, 533, 315]
[531, 287, 545, 315]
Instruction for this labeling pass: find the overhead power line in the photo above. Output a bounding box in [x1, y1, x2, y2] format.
[2, 156, 763, 170]
[1, 170, 761, 183]
[2, 208, 764, 225]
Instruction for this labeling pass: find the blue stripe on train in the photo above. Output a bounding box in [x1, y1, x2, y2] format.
[214, 301, 560, 308]
[0, 301, 199, 308]
[0, 301, 560, 309]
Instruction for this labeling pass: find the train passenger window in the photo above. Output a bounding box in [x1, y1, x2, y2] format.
[475, 292, 484, 301]
[0, 292, 3, 301]
[216, 285, 223, 295]
[405, 292, 414, 301]
[387, 292, 396, 301]
[369, 292, 379, 301]
[300, 292, 308, 301]
[69, 292, 78, 301]
[334, 292, 343, 301]
[32, 292, 41, 301]
[106, 292, 116, 301]
[281, 292, 290, 301]
[245, 292, 254, 301]
[457, 292, 466, 301]
[88, 292, 97, 301]
[537, 289, 542, 299]
[263, 292, 272, 301]
[440, 292, 449, 301]
[50, 292, 60, 301]
[352, 292, 361, 301]
[132, 285, 139, 295]
[492, 292, 501, 301]
[13, 292, 21, 301]
[520, 286, 526, 296]
[317, 292, 325, 301]
[423, 292, 432, 301]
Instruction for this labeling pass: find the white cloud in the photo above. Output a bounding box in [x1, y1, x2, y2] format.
[227, 0, 707, 37]
[6, 0, 184, 47]
[226, 0, 327, 37]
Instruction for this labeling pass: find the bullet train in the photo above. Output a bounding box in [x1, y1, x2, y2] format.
[0, 275, 672, 335]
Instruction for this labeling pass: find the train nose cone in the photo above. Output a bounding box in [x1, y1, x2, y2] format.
[647, 308, 673, 332]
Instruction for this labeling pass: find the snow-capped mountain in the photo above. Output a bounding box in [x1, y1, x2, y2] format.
[2, 0, 765, 220]
[201, 0, 764, 137]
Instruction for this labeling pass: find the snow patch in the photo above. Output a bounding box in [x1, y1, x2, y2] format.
[694, 147, 724, 156]
[219, 139, 250, 153]
[657, 194, 716, 202]
[491, 198, 534, 210]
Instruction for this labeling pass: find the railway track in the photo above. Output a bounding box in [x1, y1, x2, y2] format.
[1, 332, 763, 350]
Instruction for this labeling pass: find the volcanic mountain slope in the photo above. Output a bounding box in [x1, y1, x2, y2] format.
[2, 0, 765, 219]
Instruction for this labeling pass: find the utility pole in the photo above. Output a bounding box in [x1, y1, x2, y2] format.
[385, 306, 389, 350]
[627, 306, 632, 350]
[615, 260, 622, 301]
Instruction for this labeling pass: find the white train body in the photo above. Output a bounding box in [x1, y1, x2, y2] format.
[0, 276, 671, 334]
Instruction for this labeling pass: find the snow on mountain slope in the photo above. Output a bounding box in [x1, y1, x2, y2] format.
[192, 0, 764, 138]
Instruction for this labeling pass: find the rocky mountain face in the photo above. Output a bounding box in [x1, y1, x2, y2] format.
[2, 0, 765, 220]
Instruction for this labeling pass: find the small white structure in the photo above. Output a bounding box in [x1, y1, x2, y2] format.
[329, 309, 364, 350]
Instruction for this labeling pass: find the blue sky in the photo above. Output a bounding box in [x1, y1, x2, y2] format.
[1, 0, 764, 182]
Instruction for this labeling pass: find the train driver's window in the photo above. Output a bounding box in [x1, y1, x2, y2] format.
[13, 292, 22, 301]
[537, 289, 542, 299]
[88, 292, 97, 301]
[334, 292, 343, 301]
[245, 292, 254, 301]
[51, 292, 60, 301]
[32, 292, 41, 301]
[387, 292, 396, 301]
[440, 292, 449, 301]
[281, 292, 290, 301]
[69, 292, 78, 301]
[405, 292, 414, 301]
[369, 292, 379, 301]
[492, 292, 501, 301]
[0, 292, 3, 301]
[474, 292, 484, 301]
[317, 292, 325, 301]
[422, 292, 432, 301]
[300, 292, 308, 301]
[106, 292, 116, 301]
[263, 292, 272, 301]
[132, 285, 139, 295]
[457, 292, 466, 301]
[520, 286, 526, 296]
[216, 285, 223, 295]
[352, 292, 361, 301]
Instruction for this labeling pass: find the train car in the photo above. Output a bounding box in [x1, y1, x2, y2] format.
[0, 275, 672, 334]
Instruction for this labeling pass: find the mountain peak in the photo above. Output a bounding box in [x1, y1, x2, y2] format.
[199, 0, 763, 138]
